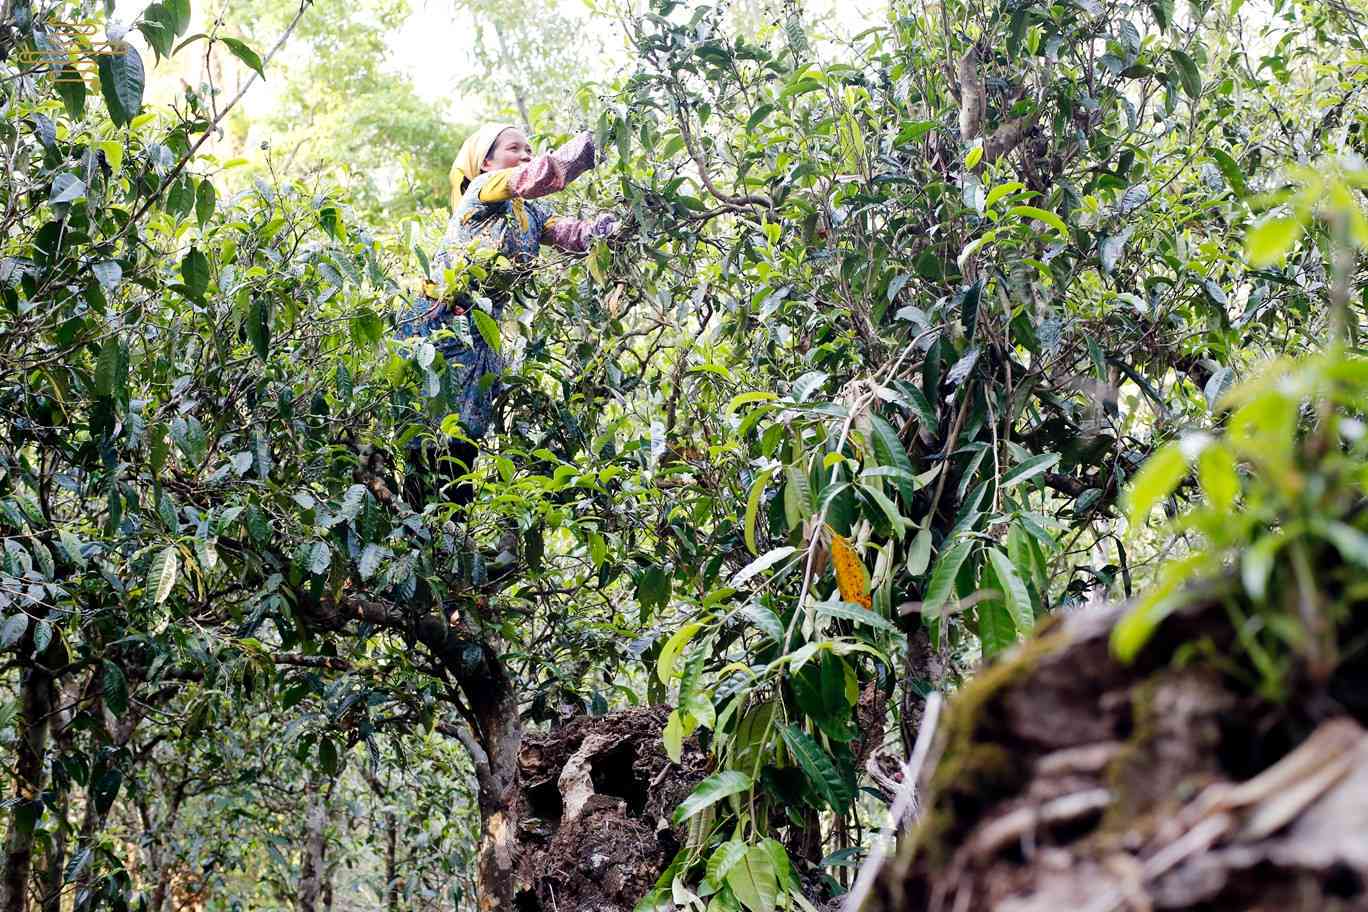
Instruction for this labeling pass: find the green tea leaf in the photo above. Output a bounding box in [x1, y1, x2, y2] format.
[1124, 441, 1188, 530]
[221, 37, 265, 78]
[97, 45, 145, 127]
[985, 546, 1031, 633]
[1008, 205, 1069, 237]
[781, 725, 853, 812]
[725, 846, 779, 912]
[181, 247, 210, 297]
[1245, 216, 1301, 267]
[149, 545, 179, 604]
[1169, 49, 1202, 99]
[672, 770, 751, 824]
[922, 540, 975, 616]
[744, 469, 773, 556]
[1001, 452, 1060, 489]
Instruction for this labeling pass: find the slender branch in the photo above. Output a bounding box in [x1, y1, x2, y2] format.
[105, 1, 314, 248]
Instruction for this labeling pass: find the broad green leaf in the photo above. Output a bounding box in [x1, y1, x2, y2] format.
[1245, 216, 1301, 267]
[781, 725, 853, 812]
[725, 846, 779, 912]
[662, 710, 685, 763]
[858, 484, 908, 535]
[1111, 553, 1207, 661]
[318, 737, 339, 776]
[471, 309, 500, 354]
[704, 840, 748, 892]
[1197, 444, 1238, 511]
[977, 595, 1016, 658]
[922, 540, 975, 616]
[103, 660, 129, 716]
[672, 770, 752, 824]
[1209, 148, 1248, 196]
[815, 599, 900, 634]
[196, 179, 217, 227]
[985, 546, 1031, 633]
[739, 603, 784, 641]
[678, 647, 715, 729]
[50, 173, 86, 204]
[727, 391, 777, 415]
[637, 565, 672, 611]
[744, 469, 773, 556]
[57, 66, 87, 119]
[94, 338, 124, 398]
[657, 622, 703, 683]
[1323, 522, 1368, 568]
[32, 621, 52, 654]
[867, 413, 916, 501]
[148, 546, 178, 604]
[731, 546, 797, 587]
[1169, 48, 1202, 99]
[1008, 205, 1068, 236]
[731, 701, 775, 775]
[784, 465, 813, 530]
[760, 839, 797, 890]
[0, 614, 29, 649]
[1242, 533, 1284, 600]
[247, 297, 271, 361]
[221, 36, 265, 78]
[792, 652, 855, 742]
[59, 529, 86, 568]
[1124, 441, 1188, 529]
[906, 528, 932, 576]
[985, 181, 1025, 209]
[308, 541, 331, 575]
[97, 45, 145, 126]
[1001, 452, 1060, 489]
[182, 247, 210, 297]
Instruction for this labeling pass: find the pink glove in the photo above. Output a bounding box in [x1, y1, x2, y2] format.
[543, 213, 619, 253]
[508, 132, 598, 200]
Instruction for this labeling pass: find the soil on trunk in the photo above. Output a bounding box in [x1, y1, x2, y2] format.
[866, 596, 1368, 912]
[510, 706, 709, 912]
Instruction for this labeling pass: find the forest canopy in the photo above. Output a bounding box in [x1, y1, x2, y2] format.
[0, 0, 1366, 910]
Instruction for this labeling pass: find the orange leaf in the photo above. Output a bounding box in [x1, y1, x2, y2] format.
[830, 533, 872, 609]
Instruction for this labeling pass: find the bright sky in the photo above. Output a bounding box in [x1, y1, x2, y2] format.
[108, 0, 892, 122]
[389, 1, 480, 108]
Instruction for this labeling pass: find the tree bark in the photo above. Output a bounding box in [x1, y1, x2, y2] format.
[0, 665, 55, 912]
[319, 599, 527, 910]
[35, 806, 62, 912]
[36, 690, 74, 912]
[296, 783, 331, 912]
[464, 651, 526, 912]
[385, 810, 399, 912]
[146, 770, 189, 912]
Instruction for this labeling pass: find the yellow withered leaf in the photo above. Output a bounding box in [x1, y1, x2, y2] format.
[830, 533, 872, 609]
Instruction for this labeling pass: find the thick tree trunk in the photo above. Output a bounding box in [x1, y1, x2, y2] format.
[0, 665, 55, 912]
[464, 654, 525, 912]
[320, 602, 527, 909]
[296, 783, 331, 912]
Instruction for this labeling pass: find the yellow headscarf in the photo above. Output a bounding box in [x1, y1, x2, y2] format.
[449, 123, 517, 210]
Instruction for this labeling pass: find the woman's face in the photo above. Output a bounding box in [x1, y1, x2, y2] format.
[483, 129, 532, 172]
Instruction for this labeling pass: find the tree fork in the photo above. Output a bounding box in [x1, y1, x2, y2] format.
[320, 595, 528, 909]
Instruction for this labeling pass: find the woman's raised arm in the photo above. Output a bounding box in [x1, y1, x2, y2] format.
[476, 132, 598, 204]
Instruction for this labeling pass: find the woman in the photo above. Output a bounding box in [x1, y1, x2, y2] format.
[399, 124, 616, 508]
